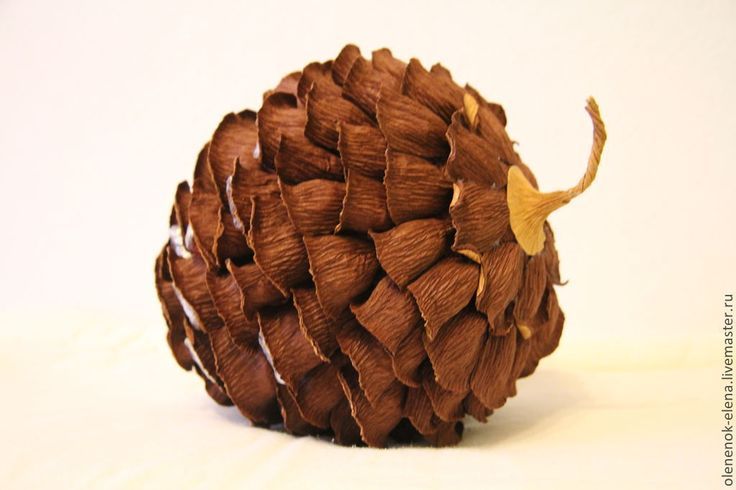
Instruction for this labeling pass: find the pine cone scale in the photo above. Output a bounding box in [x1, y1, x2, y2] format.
[209, 325, 280, 425]
[376, 89, 449, 160]
[384, 150, 452, 224]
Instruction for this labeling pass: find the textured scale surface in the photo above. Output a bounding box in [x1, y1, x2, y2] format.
[154, 44, 564, 447]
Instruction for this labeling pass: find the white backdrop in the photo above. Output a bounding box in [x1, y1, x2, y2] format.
[1, 1, 733, 488]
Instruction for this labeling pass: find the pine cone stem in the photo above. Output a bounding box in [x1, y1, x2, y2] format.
[507, 97, 607, 255]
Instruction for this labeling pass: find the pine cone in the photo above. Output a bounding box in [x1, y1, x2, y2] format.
[154, 44, 606, 447]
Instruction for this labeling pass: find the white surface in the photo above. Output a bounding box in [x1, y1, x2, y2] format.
[0, 312, 719, 489]
[0, 0, 733, 488]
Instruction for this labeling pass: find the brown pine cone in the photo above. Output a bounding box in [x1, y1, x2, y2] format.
[154, 44, 606, 447]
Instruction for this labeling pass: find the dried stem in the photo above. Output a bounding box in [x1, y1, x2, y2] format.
[507, 97, 607, 255]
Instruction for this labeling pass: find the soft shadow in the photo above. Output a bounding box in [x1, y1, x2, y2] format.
[208, 403, 339, 446]
[204, 367, 587, 449]
[460, 367, 588, 448]
[211, 404, 253, 427]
